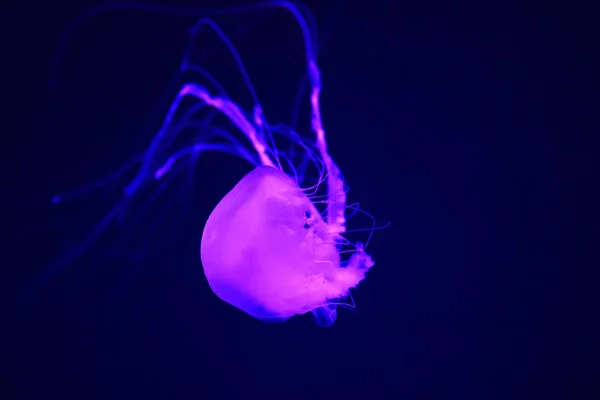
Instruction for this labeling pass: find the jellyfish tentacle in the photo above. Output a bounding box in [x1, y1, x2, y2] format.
[181, 84, 275, 166]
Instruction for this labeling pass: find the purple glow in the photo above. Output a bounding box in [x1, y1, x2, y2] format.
[40, 2, 376, 327]
[201, 166, 373, 325]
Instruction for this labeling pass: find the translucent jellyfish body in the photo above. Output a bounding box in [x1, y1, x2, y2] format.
[36, 2, 376, 327]
[201, 165, 373, 326]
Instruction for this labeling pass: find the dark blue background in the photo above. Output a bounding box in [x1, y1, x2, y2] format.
[4, 0, 595, 399]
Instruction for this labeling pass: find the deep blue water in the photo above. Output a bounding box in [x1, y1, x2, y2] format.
[4, 1, 594, 399]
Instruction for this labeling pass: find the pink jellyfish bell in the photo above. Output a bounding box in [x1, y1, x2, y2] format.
[201, 165, 373, 326]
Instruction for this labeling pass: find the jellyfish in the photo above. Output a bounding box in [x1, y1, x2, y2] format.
[33, 1, 376, 327]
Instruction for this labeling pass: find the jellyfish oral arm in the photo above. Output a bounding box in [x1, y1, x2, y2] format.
[308, 66, 346, 236]
[126, 83, 275, 195]
[179, 84, 275, 168]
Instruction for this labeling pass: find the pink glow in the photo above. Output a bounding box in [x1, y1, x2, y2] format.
[201, 166, 373, 323]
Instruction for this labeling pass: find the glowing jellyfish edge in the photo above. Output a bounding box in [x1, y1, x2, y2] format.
[201, 165, 374, 327]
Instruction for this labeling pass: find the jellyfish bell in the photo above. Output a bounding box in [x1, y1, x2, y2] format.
[201, 165, 373, 326]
